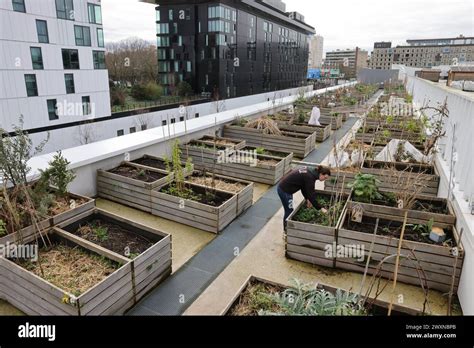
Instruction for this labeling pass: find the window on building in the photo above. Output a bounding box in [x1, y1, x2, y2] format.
[25, 74, 38, 97]
[88, 3, 102, 24]
[93, 51, 106, 69]
[156, 9, 160, 21]
[12, 0, 25, 12]
[232, 10, 237, 22]
[162, 120, 167, 126]
[225, 8, 231, 20]
[173, 22, 178, 34]
[179, 116, 184, 122]
[62, 49, 80, 69]
[74, 25, 91, 46]
[195, 113, 199, 118]
[159, 61, 170, 72]
[82, 96, 91, 115]
[47, 99, 58, 120]
[174, 61, 179, 72]
[55, 0, 74, 20]
[170, 49, 175, 59]
[168, 9, 173, 20]
[97, 28, 105, 47]
[117, 130, 124, 137]
[65, 74, 75, 94]
[186, 61, 192, 72]
[158, 49, 166, 60]
[157, 36, 170, 47]
[141, 124, 147, 131]
[157, 23, 169, 34]
[171, 118, 176, 124]
[30, 47, 43, 70]
[130, 127, 136, 133]
[36, 20, 49, 43]
[178, 35, 183, 46]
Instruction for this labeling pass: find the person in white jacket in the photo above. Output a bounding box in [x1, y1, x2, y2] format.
[308, 106, 321, 126]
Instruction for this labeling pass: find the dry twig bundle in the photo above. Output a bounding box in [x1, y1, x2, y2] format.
[245, 117, 282, 136]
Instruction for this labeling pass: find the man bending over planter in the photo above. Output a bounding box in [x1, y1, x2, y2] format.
[277, 165, 331, 231]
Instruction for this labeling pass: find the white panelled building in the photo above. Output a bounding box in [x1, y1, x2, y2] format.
[0, 0, 110, 150]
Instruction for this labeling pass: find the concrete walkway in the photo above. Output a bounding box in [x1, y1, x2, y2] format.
[128, 117, 360, 316]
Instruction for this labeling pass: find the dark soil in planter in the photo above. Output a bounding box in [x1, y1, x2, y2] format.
[109, 165, 166, 183]
[344, 215, 456, 246]
[71, 218, 154, 259]
[160, 183, 233, 207]
[15, 241, 119, 296]
[131, 157, 167, 171]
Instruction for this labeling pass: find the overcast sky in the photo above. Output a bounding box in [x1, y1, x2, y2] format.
[102, 0, 474, 53]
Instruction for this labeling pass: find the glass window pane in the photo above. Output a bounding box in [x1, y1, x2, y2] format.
[97, 28, 104, 47]
[30, 47, 43, 69]
[47, 99, 58, 120]
[12, 0, 26, 12]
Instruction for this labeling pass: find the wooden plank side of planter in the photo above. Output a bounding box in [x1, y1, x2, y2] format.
[0, 261, 79, 315]
[335, 260, 458, 293]
[151, 189, 238, 233]
[78, 262, 133, 315]
[347, 201, 456, 228]
[99, 165, 170, 190]
[80, 266, 134, 316]
[286, 251, 334, 268]
[97, 186, 151, 213]
[336, 237, 462, 277]
[0, 286, 42, 315]
[223, 126, 313, 157]
[97, 183, 151, 206]
[133, 236, 171, 273]
[0, 218, 51, 245]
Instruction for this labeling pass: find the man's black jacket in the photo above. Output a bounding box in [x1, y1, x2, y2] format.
[278, 167, 323, 209]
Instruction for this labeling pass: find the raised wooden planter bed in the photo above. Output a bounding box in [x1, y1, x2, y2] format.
[276, 122, 331, 143]
[223, 275, 420, 316]
[223, 125, 315, 158]
[361, 160, 440, 196]
[130, 154, 194, 176]
[285, 190, 349, 268]
[184, 171, 254, 216]
[55, 208, 172, 309]
[180, 143, 287, 185]
[0, 228, 134, 315]
[151, 182, 238, 233]
[0, 190, 95, 245]
[336, 210, 464, 293]
[97, 163, 170, 213]
[320, 113, 343, 130]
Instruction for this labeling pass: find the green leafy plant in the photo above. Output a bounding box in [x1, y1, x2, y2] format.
[411, 218, 435, 237]
[259, 279, 366, 316]
[38, 151, 76, 198]
[0, 115, 49, 186]
[348, 174, 383, 203]
[93, 225, 109, 242]
[255, 147, 265, 155]
[164, 140, 195, 199]
[297, 110, 306, 123]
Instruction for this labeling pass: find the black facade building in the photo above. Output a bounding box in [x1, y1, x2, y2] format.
[144, 0, 315, 98]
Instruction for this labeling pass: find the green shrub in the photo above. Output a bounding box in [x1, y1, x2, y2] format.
[175, 81, 194, 97]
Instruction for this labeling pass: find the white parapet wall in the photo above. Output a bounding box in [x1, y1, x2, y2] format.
[26, 83, 356, 197]
[407, 75, 474, 314]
